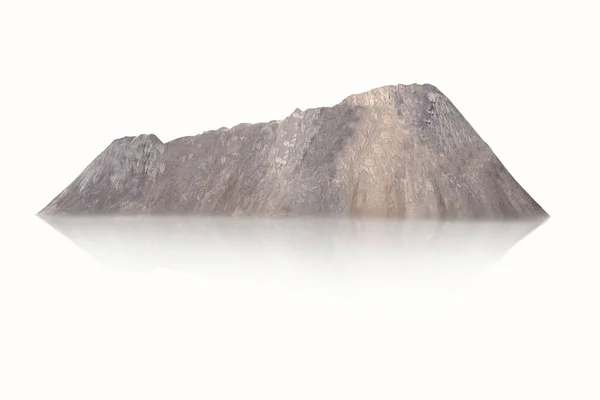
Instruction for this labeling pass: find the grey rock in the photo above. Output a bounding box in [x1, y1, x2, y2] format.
[39, 83, 547, 219]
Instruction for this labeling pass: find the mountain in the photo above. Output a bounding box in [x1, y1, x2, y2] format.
[39, 83, 547, 218]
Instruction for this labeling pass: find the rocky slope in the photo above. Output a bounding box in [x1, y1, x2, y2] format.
[39, 83, 547, 218]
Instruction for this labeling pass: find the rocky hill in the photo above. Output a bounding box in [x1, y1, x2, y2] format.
[39, 83, 547, 218]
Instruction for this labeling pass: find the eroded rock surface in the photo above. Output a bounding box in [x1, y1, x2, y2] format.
[40, 84, 547, 218]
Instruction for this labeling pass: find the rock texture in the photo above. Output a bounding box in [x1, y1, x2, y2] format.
[39, 83, 547, 219]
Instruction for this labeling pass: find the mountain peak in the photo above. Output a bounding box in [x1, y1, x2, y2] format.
[135, 133, 163, 144]
[342, 83, 441, 107]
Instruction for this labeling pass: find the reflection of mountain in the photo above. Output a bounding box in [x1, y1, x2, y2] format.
[40, 84, 547, 219]
[40, 216, 546, 278]
[40, 216, 546, 316]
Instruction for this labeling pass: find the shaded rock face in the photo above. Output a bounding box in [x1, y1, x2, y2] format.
[40, 84, 547, 219]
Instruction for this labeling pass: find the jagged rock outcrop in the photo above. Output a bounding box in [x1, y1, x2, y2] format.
[39, 83, 547, 218]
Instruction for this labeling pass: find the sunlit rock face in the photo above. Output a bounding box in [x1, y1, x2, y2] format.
[39, 83, 547, 218]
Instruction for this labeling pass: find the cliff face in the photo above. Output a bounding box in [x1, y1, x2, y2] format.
[40, 83, 547, 218]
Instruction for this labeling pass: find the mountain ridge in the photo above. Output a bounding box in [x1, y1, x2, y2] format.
[113, 83, 443, 144]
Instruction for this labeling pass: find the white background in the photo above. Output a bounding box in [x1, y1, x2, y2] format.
[1, 1, 599, 399]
